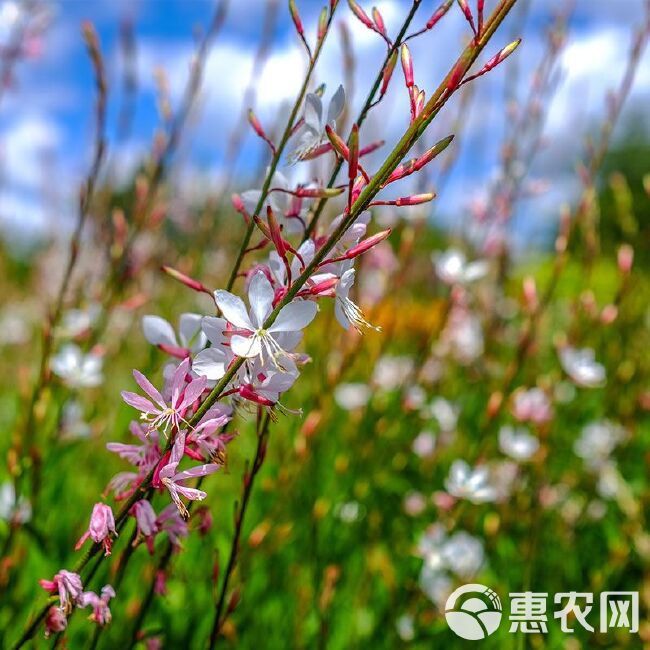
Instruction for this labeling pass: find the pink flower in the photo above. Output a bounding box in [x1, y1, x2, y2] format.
[121, 358, 207, 437]
[156, 503, 188, 547]
[511, 387, 553, 424]
[39, 570, 83, 614]
[131, 499, 159, 554]
[157, 431, 221, 520]
[75, 503, 117, 556]
[44, 606, 67, 638]
[107, 421, 161, 471]
[79, 585, 115, 626]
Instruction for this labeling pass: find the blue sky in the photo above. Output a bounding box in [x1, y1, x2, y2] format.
[0, 0, 648, 249]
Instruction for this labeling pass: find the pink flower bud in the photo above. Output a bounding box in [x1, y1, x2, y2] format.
[601, 304, 618, 325]
[371, 7, 387, 36]
[161, 265, 211, 295]
[44, 606, 68, 638]
[348, 123, 359, 180]
[288, 0, 304, 36]
[381, 48, 398, 96]
[75, 503, 117, 556]
[426, 0, 453, 30]
[617, 244, 634, 273]
[400, 44, 414, 88]
[523, 276, 538, 312]
[348, 0, 373, 29]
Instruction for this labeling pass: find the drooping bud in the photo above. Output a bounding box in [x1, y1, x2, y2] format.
[248, 109, 276, 153]
[457, 0, 477, 36]
[380, 48, 398, 96]
[161, 265, 211, 295]
[348, 0, 373, 29]
[400, 44, 414, 88]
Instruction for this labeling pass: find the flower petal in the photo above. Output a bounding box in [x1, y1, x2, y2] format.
[201, 316, 228, 347]
[133, 370, 166, 408]
[142, 315, 177, 347]
[248, 271, 274, 328]
[231, 334, 262, 358]
[214, 290, 254, 330]
[303, 93, 323, 132]
[121, 391, 158, 414]
[174, 463, 221, 482]
[326, 84, 345, 125]
[179, 313, 203, 348]
[192, 348, 227, 381]
[179, 375, 207, 410]
[269, 300, 318, 333]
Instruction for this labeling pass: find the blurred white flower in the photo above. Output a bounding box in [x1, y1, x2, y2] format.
[395, 614, 415, 642]
[335, 501, 362, 523]
[559, 346, 606, 388]
[441, 305, 484, 364]
[499, 425, 539, 461]
[433, 248, 488, 285]
[0, 481, 31, 523]
[596, 462, 623, 500]
[574, 420, 626, 470]
[426, 397, 459, 432]
[51, 344, 103, 388]
[372, 355, 413, 390]
[511, 388, 553, 424]
[334, 383, 371, 410]
[441, 531, 485, 579]
[142, 313, 207, 354]
[60, 400, 91, 440]
[403, 491, 427, 516]
[60, 304, 100, 338]
[445, 460, 497, 503]
[412, 430, 436, 458]
[419, 565, 452, 609]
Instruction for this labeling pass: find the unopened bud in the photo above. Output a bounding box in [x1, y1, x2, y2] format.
[317, 7, 328, 41]
[348, 123, 359, 180]
[161, 266, 211, 294]
[523, 276, 538, 312]
[348, 0, 373, 29]
[325, 124, 350, 160]
[426, 0, 453, 30]
[227, 589, 241, 615]
[395, 192, 435, 206]
[381, 48, 398, 96]
[601, 304, 618, 325]
[617, 244, 634, 274]
[289, 0, 304, 36]
[400, 44, 414, 88]
[342, 229, 391, 259]
[372, 7, 387, 36]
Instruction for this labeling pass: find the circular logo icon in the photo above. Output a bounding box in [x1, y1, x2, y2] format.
[445, 584, 502, 640]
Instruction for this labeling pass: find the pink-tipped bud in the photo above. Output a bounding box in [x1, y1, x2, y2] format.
[325, 124, 350, 161]
[381, 48, 398, 96]
[247, 109, 265, 139]
[161, 265, 211, 294]
[601, 304, 618, 325]
[447, 60, 465, 91]
[427, 0, 453, 29]
[414, 88, 426, 119]
[343, 229, 391, 259]
[232, 193, 247, 216]
[371, 7, 387, 36]
[289, 0, 304, 36]
[317, 7, 328, 41]
[617, 244, 634, 274]
[294, 186, 345, 199]
[239, 384, 275, 406]
[416, 134, 454, 170]
[481, 38, 521, 74]
[348, 124, 359, 180]
[400, 44, 414, 88]
[523, 276, 538, 312]
[348, 0, 373, 29]
[396, 193, 435, 206]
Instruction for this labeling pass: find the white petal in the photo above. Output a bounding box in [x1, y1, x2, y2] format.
[192, 348, 227, 381]
[241, 189, 262, 215]
[231, 334, 262, 358]
[303, 93, 323, 132]
[201, 316, 228, 346]
[179, 313, 203, 348]
[214, 290, 253, 330]
[327, 84, 345, 125]
[142, 315, 177, 347]
[269, 300, 318, 333]
[248, 271, 274, 328]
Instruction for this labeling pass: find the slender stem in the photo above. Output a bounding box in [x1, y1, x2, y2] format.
[303, 0, 422, 240]
[225, 5, 339, 291]
[208, 412, 271, 647]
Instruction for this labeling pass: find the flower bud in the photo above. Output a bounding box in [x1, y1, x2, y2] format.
[617, 244, 634, 274]
[400, 44, 414, 88]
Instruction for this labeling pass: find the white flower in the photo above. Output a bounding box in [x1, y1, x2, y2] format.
[290, 85, 345, 161]
[142, 313, 207, 354]
[441, 531, 484, 579]
[419, 566, 452, 609]
[335, 501, 362, 523]
[335, 268, 379, 332]
[214, 271, 317, 369]
[333, 382, 371, 410]
[432, 248, 488, 285]
[191, 317, 232, 381]
[441, 305, 484, 364]
[61, 400, 91, 440]
[499, 425, 539, 461]
[395, 614, 415, 642]
[426, 397, 459, 433]
[51, 344, 103, 388]
[445, 460, 497, 504]
[559, 346, 606, 388]
[574, 420, 626, 470]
